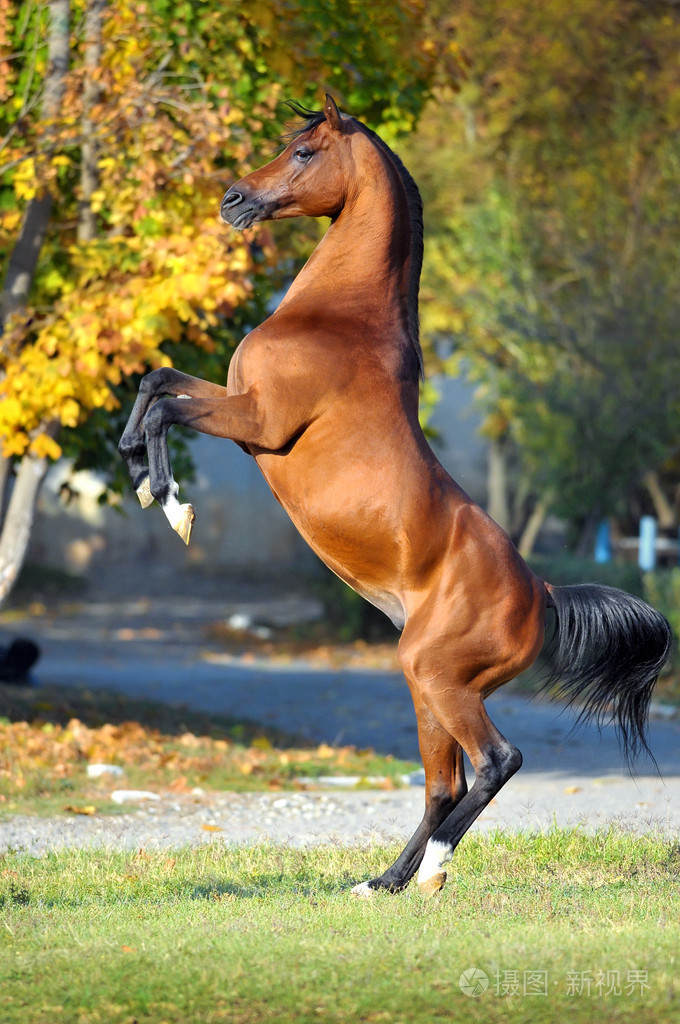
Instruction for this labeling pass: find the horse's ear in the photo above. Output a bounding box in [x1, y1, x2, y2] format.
[324, 93, 344, 133]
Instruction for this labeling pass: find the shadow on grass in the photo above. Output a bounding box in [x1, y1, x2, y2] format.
[187, 873, 356, 900]
[0, 874, 359, 909]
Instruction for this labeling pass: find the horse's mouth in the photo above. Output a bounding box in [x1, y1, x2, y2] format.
[220, 190, 270, 230]
[222, 205, 261, 230]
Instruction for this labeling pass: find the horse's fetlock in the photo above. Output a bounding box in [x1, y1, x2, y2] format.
[132, 469, 150, 492]
[150, 479, 176, 507]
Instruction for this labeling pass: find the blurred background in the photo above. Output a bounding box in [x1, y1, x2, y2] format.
[2, 0, 680, 688]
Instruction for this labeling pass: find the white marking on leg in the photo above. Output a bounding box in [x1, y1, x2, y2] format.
[160, 491, 195, 544]
[162, 492, 185, 531]
[351, 881, 375, 898]
[417, 839, 452, 886]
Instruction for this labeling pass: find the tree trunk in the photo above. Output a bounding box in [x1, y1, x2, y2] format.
[0, 455, 11, 519]
[643, 470, 675, 530]
[78, 0, 104, 243]
[1, 193, 54, 324]
[518, 489, 554, 560]
[0, 1, 70, 608]
[487, 436, 512, 533]
[0, 454, 50, 604]
[1, 0, 70, 323]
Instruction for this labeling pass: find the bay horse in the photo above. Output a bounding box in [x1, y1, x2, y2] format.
[119, 95, 672, 896]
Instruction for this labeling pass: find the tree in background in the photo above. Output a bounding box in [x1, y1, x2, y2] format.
[0, 0, 452, 604]
[404, 0, 680, 554]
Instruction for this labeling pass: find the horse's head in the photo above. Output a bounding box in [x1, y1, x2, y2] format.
[221, 95, 355, 229]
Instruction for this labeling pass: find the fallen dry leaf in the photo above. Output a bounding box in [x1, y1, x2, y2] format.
[201, 824, 223, 832]
[168, 776, 191, 792]
[63, 804, 97, 815]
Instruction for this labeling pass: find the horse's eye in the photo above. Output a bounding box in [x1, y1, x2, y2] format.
[294, 147, 313, 163]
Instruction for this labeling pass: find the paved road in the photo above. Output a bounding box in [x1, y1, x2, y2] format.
[3, 586, 680, 835]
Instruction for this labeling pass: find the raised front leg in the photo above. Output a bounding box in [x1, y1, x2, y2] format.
[118, 368, 228, 514]
[119, 367, 307, 544]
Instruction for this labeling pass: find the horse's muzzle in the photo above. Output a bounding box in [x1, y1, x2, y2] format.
[220, 188, 269, 230]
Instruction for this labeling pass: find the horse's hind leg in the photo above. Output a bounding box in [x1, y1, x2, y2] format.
[415, 695, 522, 895]
[391, 565, 544, 895]
[352, 698, 467, 895]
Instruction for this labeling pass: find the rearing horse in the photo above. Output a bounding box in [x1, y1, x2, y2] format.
[119, 95, 672, 896]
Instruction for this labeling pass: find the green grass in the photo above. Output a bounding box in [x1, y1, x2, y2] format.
[1, 828, 679, 1023]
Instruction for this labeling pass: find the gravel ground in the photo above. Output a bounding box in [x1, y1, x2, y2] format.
[2, 773, 678, 857]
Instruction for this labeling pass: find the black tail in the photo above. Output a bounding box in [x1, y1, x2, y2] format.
[543, 583, 673, 768]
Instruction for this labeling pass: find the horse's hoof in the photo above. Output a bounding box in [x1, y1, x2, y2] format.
[173, 504, 195, 545]
[136, 477, 154, 509]
[350, 881, 375, 898]
[418, 871, 447, 897]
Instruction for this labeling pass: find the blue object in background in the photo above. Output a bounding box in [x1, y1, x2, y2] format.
[638, 516, 657, 571]
[594, 521, 612, 564]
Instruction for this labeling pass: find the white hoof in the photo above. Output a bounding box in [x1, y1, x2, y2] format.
[136, 476, 153, 508]
[173, 503, 195, 545]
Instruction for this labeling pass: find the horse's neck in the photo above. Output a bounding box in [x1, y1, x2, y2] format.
[282, 168, 412, 325]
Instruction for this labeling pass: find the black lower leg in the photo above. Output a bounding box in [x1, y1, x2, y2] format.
[417, 740, 522, 894]
[365, 791, 457, 892]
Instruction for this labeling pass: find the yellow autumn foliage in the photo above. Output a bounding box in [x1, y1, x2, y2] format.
[0, 2, 276, 460]
[1, 0, 446, 467]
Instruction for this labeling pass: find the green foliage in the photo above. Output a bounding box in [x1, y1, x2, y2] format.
[402, 0, 680, 532]
[643, 569, 680, 672]
[528, 555, 645, 598]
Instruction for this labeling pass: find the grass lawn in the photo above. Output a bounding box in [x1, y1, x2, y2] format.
[1, 829, 679, 1023]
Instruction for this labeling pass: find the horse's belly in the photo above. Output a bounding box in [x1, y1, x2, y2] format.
[255, 454, 407, 629]
[293, 515, 407, 630]
[349, 580, 406, 630]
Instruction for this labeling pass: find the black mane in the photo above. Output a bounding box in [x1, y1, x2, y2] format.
[283, 101, 425, 379]
[284, 101, 328, 139]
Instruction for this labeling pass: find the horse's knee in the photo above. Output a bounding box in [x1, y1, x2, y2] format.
[117, 434, 142, 461]
[143, 396, 174, 438]
[139, 366, 176, 397]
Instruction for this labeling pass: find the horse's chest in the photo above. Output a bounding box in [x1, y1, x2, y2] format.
[252, 448, 406, 630]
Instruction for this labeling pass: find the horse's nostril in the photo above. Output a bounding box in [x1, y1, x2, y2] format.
[221, 190, 243, 209]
